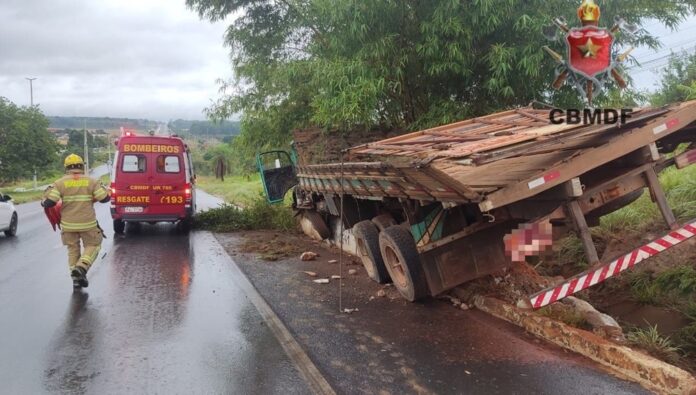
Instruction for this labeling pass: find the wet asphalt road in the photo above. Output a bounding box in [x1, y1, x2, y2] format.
[0, 172, 308, 394]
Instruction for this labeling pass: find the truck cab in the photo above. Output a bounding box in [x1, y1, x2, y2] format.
[110, 131, 196, 233]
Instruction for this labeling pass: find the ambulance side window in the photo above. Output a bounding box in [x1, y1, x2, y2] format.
[157, 155, 180, 173]
[122, 154, 146, 173]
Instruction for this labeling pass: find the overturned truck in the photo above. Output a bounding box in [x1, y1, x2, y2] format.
[258, 102, 696, 306]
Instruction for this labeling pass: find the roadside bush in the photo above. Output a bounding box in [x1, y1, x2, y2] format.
[627, 325, 682, 363]
[193, 199, 296, 232]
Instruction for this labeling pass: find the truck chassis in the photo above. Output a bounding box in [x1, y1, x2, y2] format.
[259, 102, 696, 304]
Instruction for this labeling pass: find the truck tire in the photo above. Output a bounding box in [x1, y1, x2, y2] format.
[302, 210, 331, 240]
[178, 217, 192, 233]
[379, 226, 429, 302]
[113, 219, 125, 234]
[372, 214, 397, 232]
[352, 221, 391, 284]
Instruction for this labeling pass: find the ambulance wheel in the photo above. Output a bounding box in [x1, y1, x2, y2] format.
[4, 214, 17, 237]
[178, 218, 192, 233]
[113, 219, 125, 234]
[379, 226, 428, 302]
[372, 214, 397, 232]
[352, 221, 390, 284]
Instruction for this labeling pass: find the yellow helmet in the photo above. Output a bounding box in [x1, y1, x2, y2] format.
[64, 154, 85, 168]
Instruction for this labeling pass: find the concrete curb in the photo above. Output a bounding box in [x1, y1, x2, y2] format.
[473, 295, 696, 395]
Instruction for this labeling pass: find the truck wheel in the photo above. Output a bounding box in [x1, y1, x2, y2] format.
[379, 226, 429, 302]
[113, 219, 125, 234]
[301, 210, 331, 240]
[178, 218, 192, 233]
[352, 221, 390, 284]
[372, 214, 397, 232]
[4, 214, 17, 237]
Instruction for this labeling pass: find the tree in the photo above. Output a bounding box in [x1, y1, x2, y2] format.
[651, 50, 696, 106]
[187, 0, 696, 163]
[0, 97, 59, 183]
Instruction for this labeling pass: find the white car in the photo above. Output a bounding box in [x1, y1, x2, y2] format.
[0, 193, 18, 237]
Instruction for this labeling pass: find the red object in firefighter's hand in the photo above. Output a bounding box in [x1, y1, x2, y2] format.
[44, 200, 62, 231]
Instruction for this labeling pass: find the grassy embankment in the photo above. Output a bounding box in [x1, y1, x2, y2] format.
[0, 175, 59, 204]
[194, 174, 295, 232]
[546, 163, 696, 367]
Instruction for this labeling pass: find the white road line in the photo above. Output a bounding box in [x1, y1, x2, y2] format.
[202, 232, 335, 395]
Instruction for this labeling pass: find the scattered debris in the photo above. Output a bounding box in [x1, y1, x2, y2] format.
[301, 251, 318, 261]
[348, 269, 358, 275]
[313, 278, 330, 284]
[440, 295, 462, 307]
[328, 259, 338, 264]
[464, 370, 471, 375]
[302, 271, 318, 277]
[343, 308, 359, 314]
[377, 289, 387, 297]
[331, 275, 342, 280]
[460, 304, 470, 311]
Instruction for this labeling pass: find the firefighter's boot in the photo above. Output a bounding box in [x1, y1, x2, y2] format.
[71, 266, 88, 288]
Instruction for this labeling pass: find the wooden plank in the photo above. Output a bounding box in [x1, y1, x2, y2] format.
[478, 103, 696, 211]
[644, 166, 678, 230]
[418, 165, 480, 201]
[567, 200, 600, 266]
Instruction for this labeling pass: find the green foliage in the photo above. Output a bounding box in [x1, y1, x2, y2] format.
[629, 271, 661, 304]
[654, 266, 696, 295]
[627, 324, 682, 362]
[682, 80, 696, 99]
[651, 51, 696, 106]
[193, 200, 296, 232]
[628, 265, 696, 305]
[599, 165, 696, 234]
[0, 97, 59, 183]
[187, 0, 696, 168]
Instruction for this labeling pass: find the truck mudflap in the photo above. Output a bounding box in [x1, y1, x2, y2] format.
[525, 219, 696, 309]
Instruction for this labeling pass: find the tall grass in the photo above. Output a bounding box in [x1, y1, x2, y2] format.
[627, 325, 682, 363]
[193, 199, 296, 232]
[599, 165, 696, 234]
[196, 175, 264, 207]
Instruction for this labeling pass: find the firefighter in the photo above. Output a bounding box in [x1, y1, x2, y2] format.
[42, 154, 110, 289]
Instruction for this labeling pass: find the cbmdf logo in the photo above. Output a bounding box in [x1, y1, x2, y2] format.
[543, 0, 637, 108]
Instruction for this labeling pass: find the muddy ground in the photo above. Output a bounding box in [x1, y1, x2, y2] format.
[215, 230, 648, 395]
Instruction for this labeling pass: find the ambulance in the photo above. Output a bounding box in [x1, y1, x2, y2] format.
[110, 130, 196, 233]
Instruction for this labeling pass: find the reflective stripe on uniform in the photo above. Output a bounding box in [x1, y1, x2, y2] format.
[60, 220, 98, 231]
[93, 188, 108, 201]
[47, 190, 62, 200]
[80, 247, 100, 264]
[62, 195, 93, 202]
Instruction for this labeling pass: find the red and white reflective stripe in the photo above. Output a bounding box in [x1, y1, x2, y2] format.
[528, 171, 561, 190]
[528, 220, 696, 309]
[652, 118, 679, 135]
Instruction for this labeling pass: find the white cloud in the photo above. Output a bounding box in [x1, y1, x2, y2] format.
[0, 0, 232, 120]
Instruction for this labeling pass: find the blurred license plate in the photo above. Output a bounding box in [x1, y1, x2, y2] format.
[124, 207, 144, 213]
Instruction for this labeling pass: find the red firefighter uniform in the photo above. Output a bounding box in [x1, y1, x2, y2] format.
[43, 154, 110, 288]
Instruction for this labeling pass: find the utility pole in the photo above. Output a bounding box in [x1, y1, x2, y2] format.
[83, 119, 90, 174]
[25, 77, 37, 106]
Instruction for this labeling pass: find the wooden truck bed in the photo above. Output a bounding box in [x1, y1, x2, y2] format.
[296, 101, 696, 211]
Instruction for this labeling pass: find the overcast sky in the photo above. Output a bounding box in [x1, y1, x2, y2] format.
[0, 0, 231, 121]
[1, 2, 695, 122]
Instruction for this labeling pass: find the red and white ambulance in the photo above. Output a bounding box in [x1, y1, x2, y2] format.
[110, 129, 196, 233]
